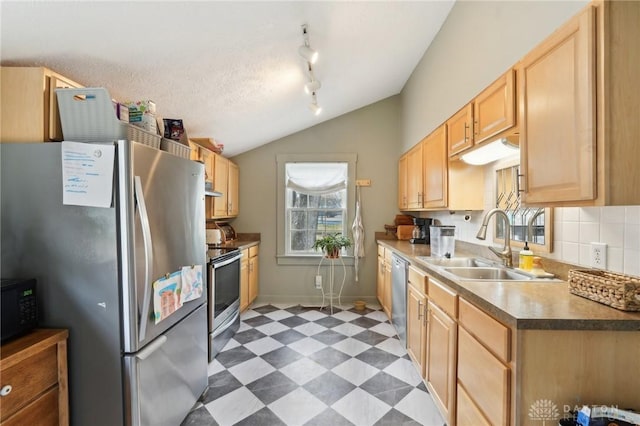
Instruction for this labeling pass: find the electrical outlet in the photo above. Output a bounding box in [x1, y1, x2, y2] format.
[315, 275, 322, 289]
[590, 242, 607, 269]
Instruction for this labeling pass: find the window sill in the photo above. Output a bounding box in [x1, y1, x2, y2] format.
[276, 255, 356, 266]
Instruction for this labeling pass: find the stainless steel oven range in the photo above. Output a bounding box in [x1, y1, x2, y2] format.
[207, 247, 242, 361]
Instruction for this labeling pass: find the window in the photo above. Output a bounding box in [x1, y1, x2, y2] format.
[285, 162, 348, 255]
[276, 153, 357, 265]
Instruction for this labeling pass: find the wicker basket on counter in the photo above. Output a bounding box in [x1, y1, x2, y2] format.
[568, 269, 640, 311]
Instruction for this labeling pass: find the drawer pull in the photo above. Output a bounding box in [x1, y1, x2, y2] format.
[0, 385, 12, 396]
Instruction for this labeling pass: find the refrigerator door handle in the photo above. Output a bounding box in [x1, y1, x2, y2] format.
[135, 176, 154, 342]
[135, 335, 167, 360]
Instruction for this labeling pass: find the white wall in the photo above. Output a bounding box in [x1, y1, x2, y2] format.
[401, 0, 640, 276]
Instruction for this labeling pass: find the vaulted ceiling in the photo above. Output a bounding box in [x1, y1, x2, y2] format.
[1, 1, 455, 156]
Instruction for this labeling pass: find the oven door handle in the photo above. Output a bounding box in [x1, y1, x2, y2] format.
[213, 253, 242, 269]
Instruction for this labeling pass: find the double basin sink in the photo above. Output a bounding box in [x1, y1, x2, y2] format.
[416, 256, 558, 282]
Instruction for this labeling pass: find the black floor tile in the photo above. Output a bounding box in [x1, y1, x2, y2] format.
[351, 330, 390, 346]
[234, 328, 268, 344]
[304, 408, 356, 426]
[310, 329, 348, 345]
[373, 408, 421, 426]
[279, 315, 309, 328]
[349, 316, 382, 329]
[285, 305, 316, 315]
[271, 329, 307, 345]
[260, 346, 304, 369]
[313, 316, 345, 328]
[244, 315, 275, 327]
[303, 371, 356, 405]
[253, 304, 280, 314]
[308, 347, 351, 369]
[355, 347, 400, 370]
[246, 371, 299, 405]
[235, 407, 287, 426]
[203, 370, 243, 403]
[215, 346, 256, 369]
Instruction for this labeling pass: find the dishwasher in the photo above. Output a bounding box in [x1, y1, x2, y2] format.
[391, 253, 408, 347]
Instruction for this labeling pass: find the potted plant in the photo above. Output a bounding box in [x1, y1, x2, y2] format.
[312, 233, 352, 258]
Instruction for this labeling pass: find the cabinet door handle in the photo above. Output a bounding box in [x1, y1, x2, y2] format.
[517, 168, 526, 193]
[417, 300, 424, 320]
[464, 123, 469, 141]
[0, 385, 12, 396]
[474, 120, 478, 136]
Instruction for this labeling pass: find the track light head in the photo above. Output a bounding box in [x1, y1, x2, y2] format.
[298, 45, 318, 64]
[304, 79, 321, 95]
[309, 91, 322, 116]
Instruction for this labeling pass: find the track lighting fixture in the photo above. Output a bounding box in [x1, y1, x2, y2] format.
[299, 24, 322, 115]
[298, 24, 318, 64]
[309, 92, 322, 116]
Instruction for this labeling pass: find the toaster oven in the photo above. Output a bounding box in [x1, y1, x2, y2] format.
[1, 278, 38, 343]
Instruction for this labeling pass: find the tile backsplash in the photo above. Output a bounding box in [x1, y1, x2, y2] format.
[425, 206, 640, 276]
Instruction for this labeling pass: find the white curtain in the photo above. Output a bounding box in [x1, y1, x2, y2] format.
[352, 186, 365, 281]
[286, 162, 347, 195]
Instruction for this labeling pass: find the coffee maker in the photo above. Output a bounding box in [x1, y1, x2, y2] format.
[409, 217, 433, 244]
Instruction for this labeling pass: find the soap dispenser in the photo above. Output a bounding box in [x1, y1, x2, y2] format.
[519, 242, 533, 270]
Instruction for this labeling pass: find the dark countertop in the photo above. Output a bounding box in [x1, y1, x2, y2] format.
[378, 240, 640, 331]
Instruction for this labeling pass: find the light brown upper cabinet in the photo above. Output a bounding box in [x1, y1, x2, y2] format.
[422, 125, 448, 209]
[406, 143, 424, 209]
[211, 154, 240, 219]
[1, 67, 83, 143]
[473, 69, 516, 145]
[398, 154, 408, 210]
[446, 104, 474, 157]
[519, 0, 640, 206]
[228, 161, 239, 217]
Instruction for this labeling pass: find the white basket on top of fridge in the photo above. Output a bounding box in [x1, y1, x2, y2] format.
[56, 87, 161, 148]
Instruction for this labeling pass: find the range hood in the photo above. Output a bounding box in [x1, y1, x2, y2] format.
[204, 182, 223, 197]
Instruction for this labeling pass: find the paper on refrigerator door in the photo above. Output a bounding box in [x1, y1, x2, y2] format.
[180, 265, 203, 303]
[153, 271, 183, 324]
[61, 141, 115, 208]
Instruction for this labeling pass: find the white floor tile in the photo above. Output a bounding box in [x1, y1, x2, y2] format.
[331, 358, 379, 386]
[220, 338, 240, 352]
[331, 322, 366, 337]
[294, 322, 327, 336]
[279, 357, 327, 385]
[228, 357, 276, 385]
[394, 388, 444, 425]
[331, 337, 371, 357]
[375, 337, 407, 357]
[240, 309, 261, 320]
[365, 310, 390, 323]
[264, 309, 294, 321]
[268, 388, 327, 425]
[243, 336, 284, 356]
[287, 336, 326, 356]
[383, 358, 423, 387]
[254, 321, 289, 336]
[206, 359, 225, 377]
[332, 388, 391, 426]
[205, 386, 264, 425]
[298, 310, 328, 321]
[272, 302, 298, 310]
[237, 322, 253, 333]
[369, 322, 398, 337]
[332, 310, 360, 322]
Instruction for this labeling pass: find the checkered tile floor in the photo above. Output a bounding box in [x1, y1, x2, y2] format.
[181, 304, 445, 426]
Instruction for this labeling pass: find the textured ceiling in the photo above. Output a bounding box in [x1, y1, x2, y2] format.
[1, 1, 454, 156]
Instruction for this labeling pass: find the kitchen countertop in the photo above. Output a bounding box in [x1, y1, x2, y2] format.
[378, 240, 640, 331]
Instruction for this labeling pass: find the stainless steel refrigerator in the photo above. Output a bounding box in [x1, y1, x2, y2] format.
[1, 140, 208, 425]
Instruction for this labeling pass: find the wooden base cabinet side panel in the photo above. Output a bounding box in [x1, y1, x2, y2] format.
[248, 246, 259, 305]
[376, 254, 385, 307]
[515, 329, 640, 425]
[240, 249, 249, 311]
[406, 285, 426, 378]
[457, 327, 509, 426]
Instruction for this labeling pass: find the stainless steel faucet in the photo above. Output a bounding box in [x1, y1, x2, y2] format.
[527, 208, 544, 242]
[476, 208, 513, 267]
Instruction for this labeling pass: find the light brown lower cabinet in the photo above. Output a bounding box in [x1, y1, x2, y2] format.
[426, 300, 457, 425]
[406, 266, 427, 377]
[248, 245, 259, 305]
[240, 248, 250, 311]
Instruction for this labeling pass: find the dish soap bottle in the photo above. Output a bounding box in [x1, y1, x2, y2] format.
[519, 242, 534, 270]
